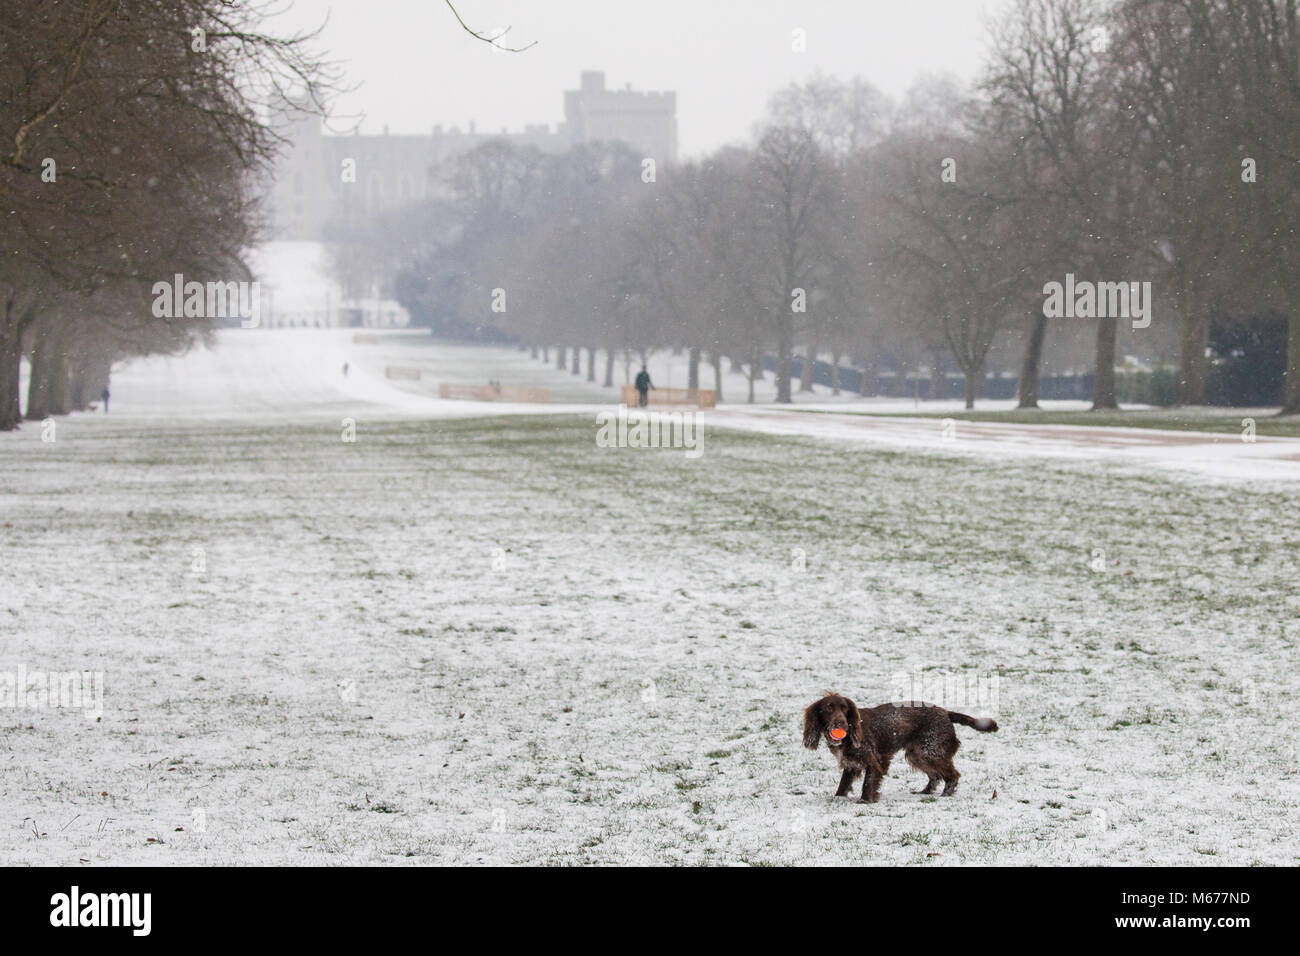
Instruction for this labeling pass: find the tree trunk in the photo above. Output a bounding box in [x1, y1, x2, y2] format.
[1092, 316, 1119, 410]
[25, 346, 48, 420]
[26, 319, 69, 420]
[1177, 296, 1209, 405]
[963, 363, 981, 410]
[892, 362, 909, 397]
[1284, 293, 1300, 414]
[1017, 311, 1048, 408]
[776, 314, 793, 403]
[0, 321, 22, 431]
[586, 347, 596, 382]
[687, 346, 700, 390]
[571, 347, 581, 375]
[530, 345, 538, 359]
[711, 352, 723, 403]
[542, 346, 549, 363]
[68, 356, 88, 411]
[858, 354, 875, 396]
[555, 346, 565, 370]
[929, 351, 944, 401]
[603, 348, 615, 387]
[50, 326, 72, 415]
[799, 343, 816, 392]
[830, 350, 841, 394]
[68, 351, 108, 411]
[0, 290, 32, 431]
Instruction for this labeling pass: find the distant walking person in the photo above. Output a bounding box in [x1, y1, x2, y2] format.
[101, 386, 110, 413]
[634, 366, 653, 407]
[342, 362, 349, 377]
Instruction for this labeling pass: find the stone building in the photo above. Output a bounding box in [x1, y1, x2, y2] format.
[264, 71, 677, 241]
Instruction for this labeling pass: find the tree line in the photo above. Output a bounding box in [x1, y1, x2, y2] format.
[0, 0, 333, 431]
[340, 0, 1299, 411]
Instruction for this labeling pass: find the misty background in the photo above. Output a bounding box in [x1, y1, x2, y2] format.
[271, 0, 997, 155]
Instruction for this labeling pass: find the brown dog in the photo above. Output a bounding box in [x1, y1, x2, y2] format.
[802, 692, 997, 802]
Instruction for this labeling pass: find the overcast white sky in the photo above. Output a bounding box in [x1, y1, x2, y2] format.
[272, 0, 1008, 157]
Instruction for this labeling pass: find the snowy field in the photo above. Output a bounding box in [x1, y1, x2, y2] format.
[3, 331, 1299, 865]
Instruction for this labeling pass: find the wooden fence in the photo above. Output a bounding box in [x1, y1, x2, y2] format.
[620, 386, 716, 408]
[438, 383, 550, 403]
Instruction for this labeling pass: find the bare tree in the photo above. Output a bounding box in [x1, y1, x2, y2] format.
[982, 0, 1142, 411]
[749, 127, 835, 403]
[0, 0, 336, 429]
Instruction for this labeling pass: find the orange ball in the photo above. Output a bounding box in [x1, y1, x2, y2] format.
[829, 728, 847, 740]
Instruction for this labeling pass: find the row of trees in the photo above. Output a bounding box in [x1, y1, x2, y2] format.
[0, 0, 333, 431]
[342, 0, 1299, 411]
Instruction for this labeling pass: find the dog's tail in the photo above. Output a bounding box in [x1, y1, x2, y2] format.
[947, 711, 998, 732]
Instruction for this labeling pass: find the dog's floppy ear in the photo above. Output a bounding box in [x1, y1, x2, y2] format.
[802, 698, 825, 750]
[844, 697, 863, 748]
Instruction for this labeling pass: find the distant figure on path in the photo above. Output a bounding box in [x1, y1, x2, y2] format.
[634, 366, 653, 407]
[342, 362, 349, 377]
[101, 387, 110, 413]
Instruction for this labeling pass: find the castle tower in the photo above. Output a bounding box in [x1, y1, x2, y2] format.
[564, 71, 677, 164]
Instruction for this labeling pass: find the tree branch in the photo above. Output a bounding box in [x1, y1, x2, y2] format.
[444, 1, 537, 52]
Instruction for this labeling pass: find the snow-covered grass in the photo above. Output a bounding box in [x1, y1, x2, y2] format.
[812, 405, 1300, 438]
[3, 406, 1298, 865]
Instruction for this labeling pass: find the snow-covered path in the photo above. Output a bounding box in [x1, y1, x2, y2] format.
[707, 407, 1300, 484]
